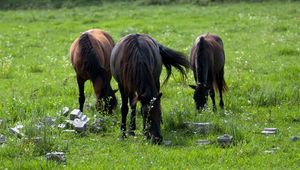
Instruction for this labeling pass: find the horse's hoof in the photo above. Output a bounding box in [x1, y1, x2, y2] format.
[151, 136, 163, 145]
[128, 131, 135, 136]
[212, 106, 217, 112]
[118, 132, 127, 140]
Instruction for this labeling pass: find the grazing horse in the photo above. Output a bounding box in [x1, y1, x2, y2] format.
[110, 34, 189, 144]
[70, 29, 117, 114]
[189, 33, 227, 110]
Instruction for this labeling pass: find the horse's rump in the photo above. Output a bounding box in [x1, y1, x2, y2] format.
[70, 29, 115, 81]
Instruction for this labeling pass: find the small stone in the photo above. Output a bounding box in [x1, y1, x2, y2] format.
[291, 136, 300, 142]
[43, 117, 56, 127]
[261, 130, 276, 135]
[15, 124, 24, 129]
[62, 129, 76, 133]
[80, 115, 88, 122]
[185, 122, 211, 134]
[70, 109, 81, 120]
[60, 107, 70, 116]
[217, 134, 233, 147]
[46, 152, 66, 163]
[0, 119, 3, 126]
[58, 124, 66, 129]
[35, 122, 44, 130]
[73, 118, 87, 133]
[0, 135, 6, 144]
[9, 127, 24, 138]
[264, 150, 275, 154]
[264, 128, 277, 132]
[196, 139, 211, 145]
[33, 137, 42, 144]
[163, 140, 172, 146]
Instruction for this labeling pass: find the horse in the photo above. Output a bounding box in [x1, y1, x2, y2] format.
[70, 29, 117, 114]
[110, 34, 189, 144]
[189, 33, 227, 110]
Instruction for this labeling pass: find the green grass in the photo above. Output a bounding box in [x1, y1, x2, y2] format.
[1, 1, 300, 169]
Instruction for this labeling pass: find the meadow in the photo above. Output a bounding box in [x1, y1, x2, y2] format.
[0, 1, 300, 169]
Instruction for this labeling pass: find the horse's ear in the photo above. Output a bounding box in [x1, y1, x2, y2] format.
[189, 85, 196, 89]
[113, 89, 118, 94]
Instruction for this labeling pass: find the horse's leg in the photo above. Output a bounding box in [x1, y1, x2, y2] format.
[218, 68, 225, 109]
[119, 84, 129, 138]
[77, 76, 85, 112]
[128, 93, 137, 136]
[209, 84, 216, 111]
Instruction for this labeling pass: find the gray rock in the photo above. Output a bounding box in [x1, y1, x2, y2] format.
[33, 137, 42, 144]
[60, 107, 70, 116]
[15, 124, 24, 129]
[62, 129, 76, 133]
[70, 109, 82, 120]
[261, 130, 276, 135]
[265, 147, 279, 154]
[291, 136, 300, 142]
[185, 122, 211, 134]
[46, 152, 66, 163]
[196, 139, 210, 145]
[0, 135, 6, 144]
[264, 128, 277, 133]
[73, 118, 87, 133]
[217, 134, 233, 147]
[9, 127, 24, 138]
[43, 117, 56, 127]
[58, 123, 66, 129]
[35, 122, 44, 130]
[163, 140, 172, 146]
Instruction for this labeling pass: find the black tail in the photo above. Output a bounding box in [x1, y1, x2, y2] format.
[196, 36, 207, 84]
[78, 33, 107, 82]
[158, 44, 189, 84]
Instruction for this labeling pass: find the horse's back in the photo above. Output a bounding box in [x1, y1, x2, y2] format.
[70, 29, 114, 80]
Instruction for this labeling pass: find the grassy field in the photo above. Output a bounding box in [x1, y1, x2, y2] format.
[0, 1, 300, 169]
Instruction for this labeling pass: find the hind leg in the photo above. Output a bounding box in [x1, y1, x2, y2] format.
[209, 86, 216, 111]
[119, 84, 129, 138]
[218, 68, 225, 109]
[128, 93, 137, 136]
[77, 76, 85, 112]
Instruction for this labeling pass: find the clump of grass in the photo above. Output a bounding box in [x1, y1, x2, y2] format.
[277, 46, 299, 56]
[29, 65, 44, 73]
[0, 55, 13, 79]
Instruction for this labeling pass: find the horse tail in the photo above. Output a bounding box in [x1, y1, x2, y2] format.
[196, 36, 207, 84]
[78, 33, 106, 82]
[158, 44, 189, 84]
[218, 65, 228, 93]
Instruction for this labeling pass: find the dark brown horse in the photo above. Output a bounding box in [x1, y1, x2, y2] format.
[70, 29, 117, 114]
[110, 34, 189, 144]
[189, 33, 227, 110]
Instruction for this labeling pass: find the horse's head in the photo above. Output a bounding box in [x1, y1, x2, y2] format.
[97, 84, 118, 114]
[138, 93, 163, 144]
[189, 83, 209, 110]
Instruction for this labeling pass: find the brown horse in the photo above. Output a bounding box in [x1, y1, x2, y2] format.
[70, 29, 117, 114]
[189, 33, 227, 110]
[110, 34, 189, 144]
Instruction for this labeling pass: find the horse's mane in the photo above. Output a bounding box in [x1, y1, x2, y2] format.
[120, 34, 159, 100]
